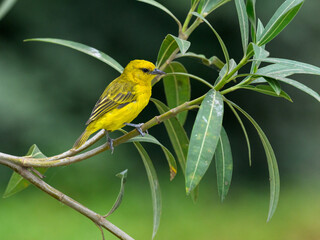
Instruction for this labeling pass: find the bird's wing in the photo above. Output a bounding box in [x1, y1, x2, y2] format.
[86, 79, 136, 125]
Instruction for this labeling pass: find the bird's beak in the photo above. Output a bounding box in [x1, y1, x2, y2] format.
[150, 68, 166, 75]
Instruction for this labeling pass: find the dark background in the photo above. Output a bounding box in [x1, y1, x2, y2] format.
[0, 0, 319, 239]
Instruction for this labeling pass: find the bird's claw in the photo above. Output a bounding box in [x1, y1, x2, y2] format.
[125, 122, 148, 137]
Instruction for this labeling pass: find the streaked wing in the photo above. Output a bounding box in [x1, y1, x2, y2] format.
[86, 79, 136, 125]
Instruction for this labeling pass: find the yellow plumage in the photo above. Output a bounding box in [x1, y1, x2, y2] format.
[73, 59, 165, 149]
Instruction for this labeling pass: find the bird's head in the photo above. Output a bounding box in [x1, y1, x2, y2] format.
[123, 59, 166, 84]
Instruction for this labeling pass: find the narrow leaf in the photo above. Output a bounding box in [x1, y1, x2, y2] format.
[137, 0, 181, 28]
[163, 62, 191, 125]
[186, 89, 224, 194]
[127, 134, 177, 181]
[156, 34, 191, 67]
[215, 59, 237, 86]
[151, 98, 189, 174]
[251, 42, 268, 73]
[192, 12, 230, 70]
[3, 144, 47, 198]
[246, 0, 256, 42]
[235, 0, 249, 53]
[197, 0, 231, 15]
[176, 52, 224, 70]
[240, 85, 292, 102]
[255, 58, 320, 76]
[257, 0, 304, 46]
[215, 127, 233, 202]
[224, 99, 251, 165]
[151, 98, 200, 201]
[261, 75, 320, 102]
[24, 38, 124, 73]
[264, 77, 281, 95]
[225, 99, 280, 222]
[0, 0, 17, 20]
[104, 169, 128, 218]
[133, 142, 161, 239]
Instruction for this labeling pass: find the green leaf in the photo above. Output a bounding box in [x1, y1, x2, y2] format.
[256, 19, 265, 40]
[185, 89, 224, 194]
[246, 0, 256, 42]
[255, 58, 320, 76]
[163, 62, 191, 126]
[0, 0, 17, 20]
[257, 0, 304, 46]
[251, 42, 268, 73]
[3, 144, 47, 198]
[127, 134, 177, 181]
[259, 75, 320, 102]
[156, 34, 191, 67]
[240, 84, 292, 102]
[264, 77, 281, 95]
[225, 99, 280, 222]
[224, 98, 251, 165]
[215, 127, 233, 202]
[192, 12, 230, 70]
[197, 0, 231, 15]
[235, 0, 249, 53]
[151, 99, 189, 174]
[215, 59, 237, 86]
[256, 63, 308, 79]
[24, 38, 124, 73]
[132, 142, 161, 239]
[137, 0, 181, 28]
[176, 52, 224, 70]
[104, 169, 128, 218]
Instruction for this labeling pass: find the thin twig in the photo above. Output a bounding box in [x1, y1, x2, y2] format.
[0, 158, 134, 240]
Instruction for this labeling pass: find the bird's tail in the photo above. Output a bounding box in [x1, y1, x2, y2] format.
[73, 129, 92, 149]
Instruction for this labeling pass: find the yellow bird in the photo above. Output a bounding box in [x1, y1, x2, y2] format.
[73, 59, 165, 151]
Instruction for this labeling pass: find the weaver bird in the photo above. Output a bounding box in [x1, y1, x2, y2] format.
[73, 59, 165, 152]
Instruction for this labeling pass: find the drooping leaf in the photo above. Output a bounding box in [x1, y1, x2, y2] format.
[224, 98, 251, 165]
[192, 12, 230, 70]
[25, 38, 124, 73]
[225, 99, 280, 222]
[151, 98, 199, 201]
[235, 0, 249, 54]
[239, 84, 292, 102]
[137, 0, 181, 28]
[259, 75, 320, 102]
[0, 0, 17, 20]
[175, 52, 224, 70]
[3, 144, 47, 198]
[132, 142, 161, 239]
[163, 62, 191, 126]
[156, 34, 191, 67]
[104, 169, 128, 218]
[246, 0, 256, 42]
[185, 89, 224, 194]
[151, 99, 189, 174]
[215, 127, 233, 202]
[257, 0, 304, 46]
[197, 0, 231, 15]
[127, 134, 177, 181]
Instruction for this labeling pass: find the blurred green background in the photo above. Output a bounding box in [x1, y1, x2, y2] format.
[0, 0, 319, 239]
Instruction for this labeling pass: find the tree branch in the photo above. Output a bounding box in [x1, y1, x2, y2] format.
[0, 158, 134, 240]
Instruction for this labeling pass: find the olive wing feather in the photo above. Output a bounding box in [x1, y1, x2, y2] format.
[86, 79, 136, 125]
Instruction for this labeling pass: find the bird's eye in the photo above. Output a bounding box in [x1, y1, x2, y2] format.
[141, 68, 150, 73]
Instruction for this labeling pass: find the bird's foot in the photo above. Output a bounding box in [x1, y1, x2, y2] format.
[124, 123, 148, 137]
[105, 132, 114, 154]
